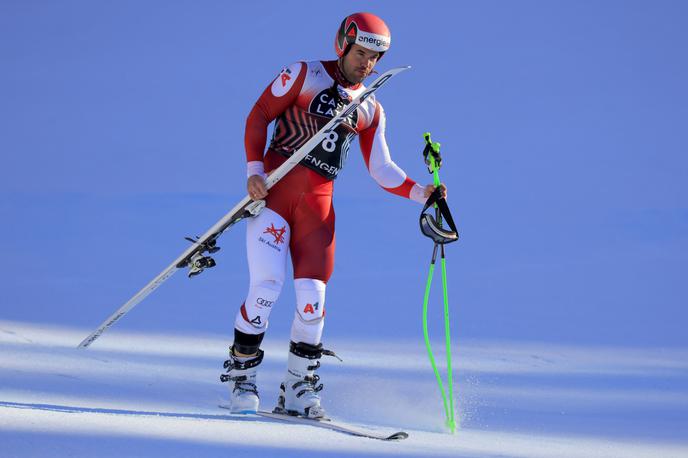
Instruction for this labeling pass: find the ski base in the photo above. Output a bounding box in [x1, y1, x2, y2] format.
[219, 405, 408, 441]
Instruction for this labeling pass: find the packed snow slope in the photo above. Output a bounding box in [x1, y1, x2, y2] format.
[1, 321, 687, 458]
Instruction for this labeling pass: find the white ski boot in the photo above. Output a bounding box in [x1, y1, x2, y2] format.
[221, 347, 263, 414]
[274, 342, 339, 419]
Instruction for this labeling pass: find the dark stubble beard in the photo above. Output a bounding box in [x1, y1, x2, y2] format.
[339, 58, 365, 85]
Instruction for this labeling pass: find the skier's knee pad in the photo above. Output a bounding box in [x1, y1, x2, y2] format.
[235, 280, 282, 335]
[290, 278, 326, 345]
[294, 278, 326, 322]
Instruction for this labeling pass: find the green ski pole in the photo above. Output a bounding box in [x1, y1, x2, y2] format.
[419, 132, 458, 433]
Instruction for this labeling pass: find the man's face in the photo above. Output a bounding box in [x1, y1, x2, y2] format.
[340, 44, 380, 84]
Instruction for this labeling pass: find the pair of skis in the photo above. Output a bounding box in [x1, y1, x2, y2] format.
[77, 66, 410, 349]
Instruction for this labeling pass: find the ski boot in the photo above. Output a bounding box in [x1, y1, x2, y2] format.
[221, 347, 264, 414]
[274, 341, 339, 419]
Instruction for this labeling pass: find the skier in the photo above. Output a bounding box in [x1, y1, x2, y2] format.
[221, 12, 447, 418]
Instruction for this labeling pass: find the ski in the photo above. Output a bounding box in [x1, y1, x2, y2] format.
[78, 66, 411, 349]
[219, 405, 408, 441]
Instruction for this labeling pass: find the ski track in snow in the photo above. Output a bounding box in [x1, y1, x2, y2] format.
[1, 320, 687, 458]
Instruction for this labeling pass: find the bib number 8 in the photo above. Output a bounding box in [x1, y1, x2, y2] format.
[321, 131, 339, 153]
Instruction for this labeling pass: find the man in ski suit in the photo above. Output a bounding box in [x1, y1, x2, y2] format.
[221, 12, 447, 418]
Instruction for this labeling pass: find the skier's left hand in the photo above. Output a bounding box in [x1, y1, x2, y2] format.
[423, 183, 447, 199]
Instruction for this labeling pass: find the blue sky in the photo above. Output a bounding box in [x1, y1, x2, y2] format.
[1, 1, 686, 348]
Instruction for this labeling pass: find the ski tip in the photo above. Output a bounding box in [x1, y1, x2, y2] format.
[386, 431, 409, 441]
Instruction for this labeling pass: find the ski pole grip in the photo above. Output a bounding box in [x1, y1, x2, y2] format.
[422, 132, 442, 174]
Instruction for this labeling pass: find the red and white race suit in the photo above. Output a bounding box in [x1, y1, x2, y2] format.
[235, 60, 426, 345]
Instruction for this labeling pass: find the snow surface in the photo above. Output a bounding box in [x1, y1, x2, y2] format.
[1, 320, 687, 458]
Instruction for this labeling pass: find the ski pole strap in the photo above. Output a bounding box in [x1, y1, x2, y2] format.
[420, 187, 459, 244]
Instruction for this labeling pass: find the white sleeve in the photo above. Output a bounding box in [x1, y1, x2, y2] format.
[361, 104, 427, 203]
[247, 161, 266, 178]
[366, 105, 407, 188]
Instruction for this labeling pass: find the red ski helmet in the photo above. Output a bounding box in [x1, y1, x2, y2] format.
[334, 12, 391, 59]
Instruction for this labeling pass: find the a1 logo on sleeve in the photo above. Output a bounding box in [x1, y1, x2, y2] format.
[271, 63, 298, 97]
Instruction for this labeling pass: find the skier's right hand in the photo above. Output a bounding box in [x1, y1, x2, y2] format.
[247, 175, 268, 201]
